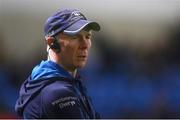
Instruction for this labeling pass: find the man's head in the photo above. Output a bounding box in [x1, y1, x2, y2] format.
[44, 9, 100, 38]
[44, 9, 100, 71]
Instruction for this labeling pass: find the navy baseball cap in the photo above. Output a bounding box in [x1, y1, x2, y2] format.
[44, 9, 100, 37]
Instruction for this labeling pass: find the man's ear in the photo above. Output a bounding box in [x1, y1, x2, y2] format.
[46, 37, 54, 46]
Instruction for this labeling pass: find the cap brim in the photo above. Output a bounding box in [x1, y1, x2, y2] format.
[63, 20, 100, 36]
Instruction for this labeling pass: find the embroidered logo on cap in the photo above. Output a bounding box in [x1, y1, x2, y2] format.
[72, 11, 81, 16]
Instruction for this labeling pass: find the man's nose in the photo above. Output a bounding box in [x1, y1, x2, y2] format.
[80, 38, 91, 49]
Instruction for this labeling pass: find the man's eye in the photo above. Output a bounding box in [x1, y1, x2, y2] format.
[86, 36, 91, 39]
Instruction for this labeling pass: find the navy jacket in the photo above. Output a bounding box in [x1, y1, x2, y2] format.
[15, 60, 100, 119]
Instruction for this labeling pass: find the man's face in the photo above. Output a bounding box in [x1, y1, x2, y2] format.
[59, 30, 92, 71]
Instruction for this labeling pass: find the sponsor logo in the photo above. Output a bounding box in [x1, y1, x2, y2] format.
[59, 101, 75, 109]
[52, 96, 78, 109]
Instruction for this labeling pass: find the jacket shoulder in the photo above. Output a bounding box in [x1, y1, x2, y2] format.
[41, 80, 75, 98]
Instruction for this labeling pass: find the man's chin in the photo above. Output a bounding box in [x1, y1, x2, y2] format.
[76, 62, 86, 68]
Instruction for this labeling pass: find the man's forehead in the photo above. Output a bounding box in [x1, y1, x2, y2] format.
[78, 29, 92, 35]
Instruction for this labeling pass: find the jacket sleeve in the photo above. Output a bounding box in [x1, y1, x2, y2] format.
[40, 85, 85, 118]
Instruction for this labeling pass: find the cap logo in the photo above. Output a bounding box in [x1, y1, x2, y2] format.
[72, 11, 81, 17]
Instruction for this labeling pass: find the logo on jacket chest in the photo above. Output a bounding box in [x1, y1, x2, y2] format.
[52, 96, 78, 109]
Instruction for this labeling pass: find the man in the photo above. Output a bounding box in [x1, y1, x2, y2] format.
[15, 9, 100, 119]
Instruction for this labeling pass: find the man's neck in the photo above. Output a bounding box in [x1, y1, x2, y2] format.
[56, 62, 77, 78]
[48, 53, 77, 78]
[68, 69, 77, 78]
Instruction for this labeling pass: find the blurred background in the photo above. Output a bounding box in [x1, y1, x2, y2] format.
[1, 0, 180, 118]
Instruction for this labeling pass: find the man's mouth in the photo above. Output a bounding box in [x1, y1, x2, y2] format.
[77, 55, 87, 60]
